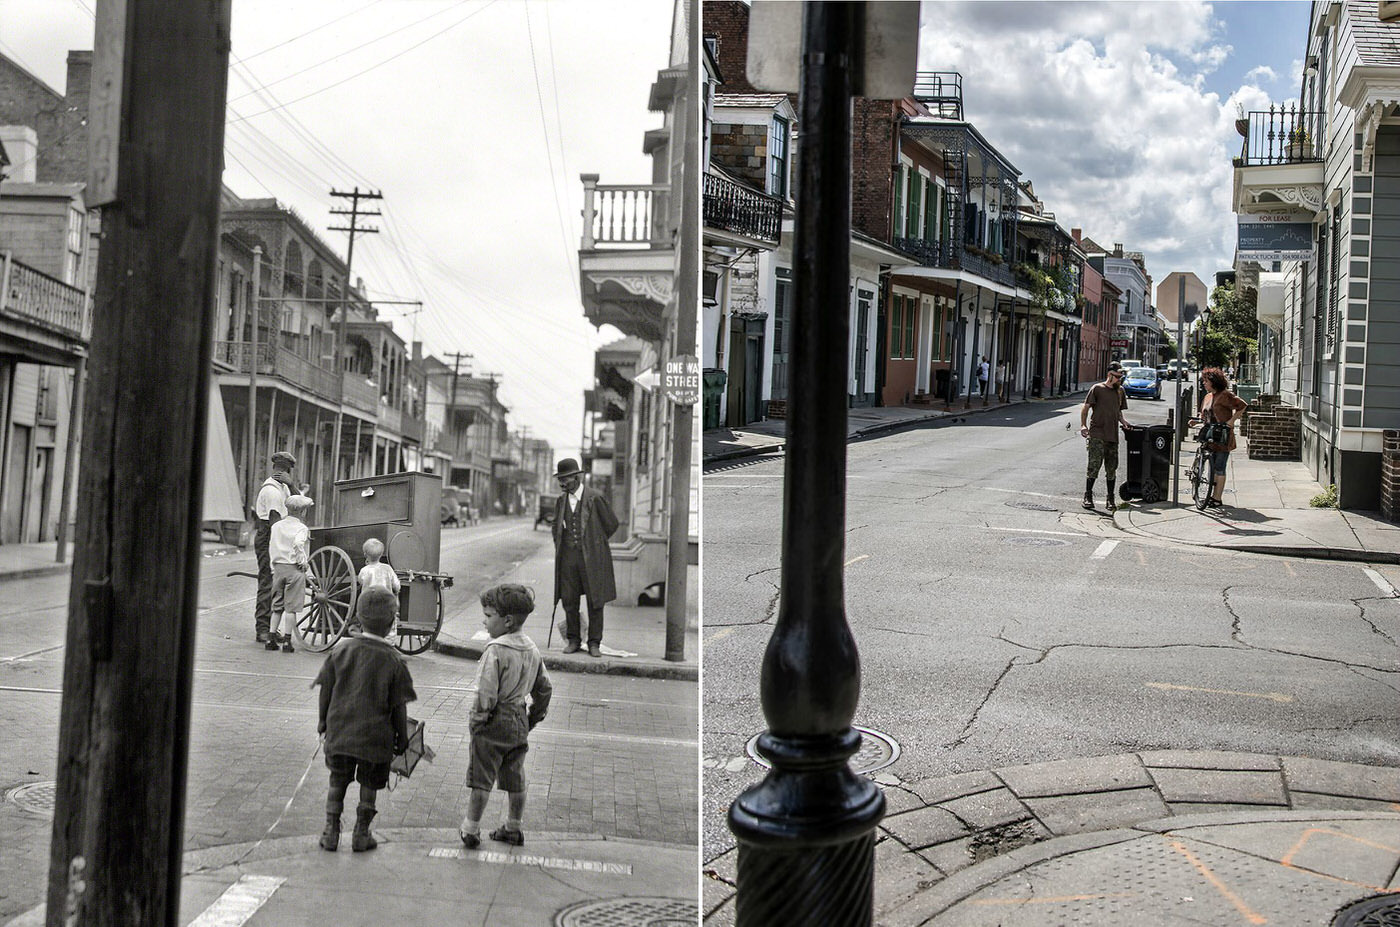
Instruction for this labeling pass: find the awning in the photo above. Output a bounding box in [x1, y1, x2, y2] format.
[1256, 271, 1286, 333]
[887, 265, 1020, 299]
[202, 384, 245, 523]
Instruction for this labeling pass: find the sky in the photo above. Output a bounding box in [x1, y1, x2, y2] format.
[0, 0, 675, 460]
[916, 0, 1313, 300]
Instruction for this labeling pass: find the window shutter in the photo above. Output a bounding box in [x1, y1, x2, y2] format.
[932, 303, 943, 360]
[908, 178, 921, 239]
[893, 166, 904, 239]
[1327, 212, 1341, 348]
[891, 296, 903, 358]
[925, 180, 937, 241]
[904, 298, 915, 358]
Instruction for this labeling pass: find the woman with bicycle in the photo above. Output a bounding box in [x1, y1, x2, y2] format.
[1188, 367, 1248, 510]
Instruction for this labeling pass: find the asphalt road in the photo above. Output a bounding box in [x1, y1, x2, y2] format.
[701, 395, 1400, 863]
[0, 517, 699, 920]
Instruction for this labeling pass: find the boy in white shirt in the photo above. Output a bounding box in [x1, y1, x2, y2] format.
[358, 538, 400, 595]
[268, 495, 313, 653]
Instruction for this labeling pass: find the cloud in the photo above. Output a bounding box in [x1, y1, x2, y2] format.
[913, 0, 1277, 289]
[1245, 64, 1278, 83]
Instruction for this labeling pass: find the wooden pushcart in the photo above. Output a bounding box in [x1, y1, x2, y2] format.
[294, 472, 453, 655]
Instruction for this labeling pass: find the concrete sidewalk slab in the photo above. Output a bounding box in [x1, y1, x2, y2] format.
[703, 752, 1400, 926]
[6, 830, 698, 927]
[432, 538, 698, 681]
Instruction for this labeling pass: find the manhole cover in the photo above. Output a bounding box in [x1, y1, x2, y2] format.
[1005, 501, 1059, 512]
[555, 897, 697, 927]
[1332, 894, 1400, 926]
[745, 726, 900, 775]
[1003, 536, 1071, 548]
[7, 781, 56, 818]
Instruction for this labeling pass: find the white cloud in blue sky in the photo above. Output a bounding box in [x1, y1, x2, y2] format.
[917, 0, 1311, 293]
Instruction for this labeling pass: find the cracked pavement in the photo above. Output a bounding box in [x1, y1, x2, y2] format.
[701, 397, 1400, 906]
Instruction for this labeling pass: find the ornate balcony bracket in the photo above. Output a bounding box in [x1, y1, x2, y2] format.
[590, 273, 673, 305]
[1241, 183, 1325, 213]
[1339, 68, 1400, 173]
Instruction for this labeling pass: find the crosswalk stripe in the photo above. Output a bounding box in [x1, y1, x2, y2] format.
[1091, 540, 1119, 560]
[188, 875, 284, 927]
[1362, 567, 1398, 597]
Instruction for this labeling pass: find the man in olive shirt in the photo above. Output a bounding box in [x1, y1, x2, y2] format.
[1079, 367, 1136, 511]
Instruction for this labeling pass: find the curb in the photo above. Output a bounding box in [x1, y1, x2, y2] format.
[1109, 511, 1400, 565]
[0, 564, 70, 583]
[703, 393, 1087, 466]
[432, 637, 698, 682]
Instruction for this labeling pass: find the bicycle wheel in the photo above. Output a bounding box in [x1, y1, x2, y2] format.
[1193, 449, 1214, 511]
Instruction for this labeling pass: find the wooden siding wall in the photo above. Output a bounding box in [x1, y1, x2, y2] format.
[1366, 126, 1400, 429]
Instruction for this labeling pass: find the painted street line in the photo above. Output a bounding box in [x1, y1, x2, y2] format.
[1147, 682, 1293, 703]
[707, 626, 737, 643]
[974, 526, 1084, 537]
[704, 474, 785, 478]
[1166, 839, 1267, 925]
[0, 684, 61, 695]
[1362, 567, 1398, 597]
[0, 643, 65, 664]
[188, 875, 284, 927]
[845, 554, 870, 567]
[1091, 540, 1119, 560]
[428, 847, 632, 874]
[983, 487, 1076, 501]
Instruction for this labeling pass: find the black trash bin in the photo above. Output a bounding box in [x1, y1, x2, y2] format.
[1119, 424, 1174, 504]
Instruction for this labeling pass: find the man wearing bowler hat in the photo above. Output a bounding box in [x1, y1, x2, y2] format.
[551, 458, 619, 657]
[253, 451, 298, 644]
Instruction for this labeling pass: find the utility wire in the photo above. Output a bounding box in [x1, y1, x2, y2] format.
[229, 0, 499, 123]
[524, 0, 582, 303]
[238, 0, 385, 63]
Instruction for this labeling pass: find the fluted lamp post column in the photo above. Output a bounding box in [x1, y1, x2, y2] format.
[728, 3, 908, 924]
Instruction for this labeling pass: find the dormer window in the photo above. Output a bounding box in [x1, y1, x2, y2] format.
[769, 115, 789, 198]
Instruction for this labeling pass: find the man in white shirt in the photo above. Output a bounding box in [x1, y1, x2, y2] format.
[253, 451, 296, 643]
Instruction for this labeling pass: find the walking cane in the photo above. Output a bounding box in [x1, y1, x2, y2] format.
[546, 600, 558, 650]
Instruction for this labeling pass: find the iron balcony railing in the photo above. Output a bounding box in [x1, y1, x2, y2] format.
[0, 253, 91, 342]
[912, 71, 963, 120]
[1237, 105, 1324, 166]
[894, 237, 1016, 289]
[580, 175, 671, 249]
[214, 341, 341, 401]
[703, 172, 783, 247]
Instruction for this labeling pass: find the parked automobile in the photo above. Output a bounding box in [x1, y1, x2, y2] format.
[1156, 364, 1169, 380]
[1123, 367, 1161, 400]
[1118, 358, 1143, 371]
[1162, 360, 1191, 380]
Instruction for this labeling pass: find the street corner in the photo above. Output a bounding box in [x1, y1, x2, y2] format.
[905, 812, 1400, 927]
[171, 829, 699, 927]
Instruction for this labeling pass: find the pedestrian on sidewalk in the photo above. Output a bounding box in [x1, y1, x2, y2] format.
[313, 587, 416, 853]
[1080, 367, 1136, 511]
[459, 583, 552, 849]
[978, 356, 990, 397]
[267, 494, 313, 653]
[551, 457, 619, 658]
[253, 451, 297, 644]
[995, 359, 1007, 400]
[1190, 366, 1248, 510]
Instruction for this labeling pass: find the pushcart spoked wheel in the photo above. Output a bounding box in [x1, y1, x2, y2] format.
[295, 546, 358, 652]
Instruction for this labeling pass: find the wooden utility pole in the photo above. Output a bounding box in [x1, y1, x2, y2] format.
[327, 186, 380, 489]
[46, 2, 231, 924]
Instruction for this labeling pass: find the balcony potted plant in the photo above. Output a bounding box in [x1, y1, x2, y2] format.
[1286, 127, 1311, 161]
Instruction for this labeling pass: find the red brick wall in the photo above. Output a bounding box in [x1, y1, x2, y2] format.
[704, 1, 760, 94]
[1245, 402, 1302, 461]
[1383, 430, 1399, 523]
[852, 100, 896, 243]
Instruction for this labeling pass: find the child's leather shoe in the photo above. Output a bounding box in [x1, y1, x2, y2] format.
[489, 826, 524, 846]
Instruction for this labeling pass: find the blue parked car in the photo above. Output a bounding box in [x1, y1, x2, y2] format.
[1123, 367, 1161, 400]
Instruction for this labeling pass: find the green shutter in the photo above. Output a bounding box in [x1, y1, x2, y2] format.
[905, 299, 916, 359]
[924, 180, 937, 241]
[893, 166, 903, 238]
[932, 303, 943, 360]
[891, 295, 903, 357]
[908, 177, 921, 239]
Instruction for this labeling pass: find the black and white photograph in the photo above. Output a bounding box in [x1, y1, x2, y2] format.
[0, 0, 698, 923]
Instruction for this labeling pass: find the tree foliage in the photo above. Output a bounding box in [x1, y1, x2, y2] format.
[1206, 283, 1258, 366]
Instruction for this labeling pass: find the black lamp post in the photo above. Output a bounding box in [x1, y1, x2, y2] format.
[727, 4, 886, 925]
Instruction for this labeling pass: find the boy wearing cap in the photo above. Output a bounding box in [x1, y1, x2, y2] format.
[551, 458, 618, 658]
[253, 451, 297, 643]
[268, 494, 313, 652]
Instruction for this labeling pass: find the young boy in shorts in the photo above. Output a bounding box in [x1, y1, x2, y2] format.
[358, 538, 400, 594]
[314, 587, 417, 852]
[459, 584, 552, 848]
[267, 494, 313, 652]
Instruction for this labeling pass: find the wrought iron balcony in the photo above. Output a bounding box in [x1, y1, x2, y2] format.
[1236, 106, 1324, 166]
[1, 253, 90, 343]
[703, 172, 783, 247]
[214, 340, 340, 401]
[580, 175, 671, 249]
[894, 236, 1016, 289]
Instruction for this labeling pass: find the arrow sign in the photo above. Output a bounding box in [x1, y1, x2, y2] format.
[632, 367, 660, 391]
